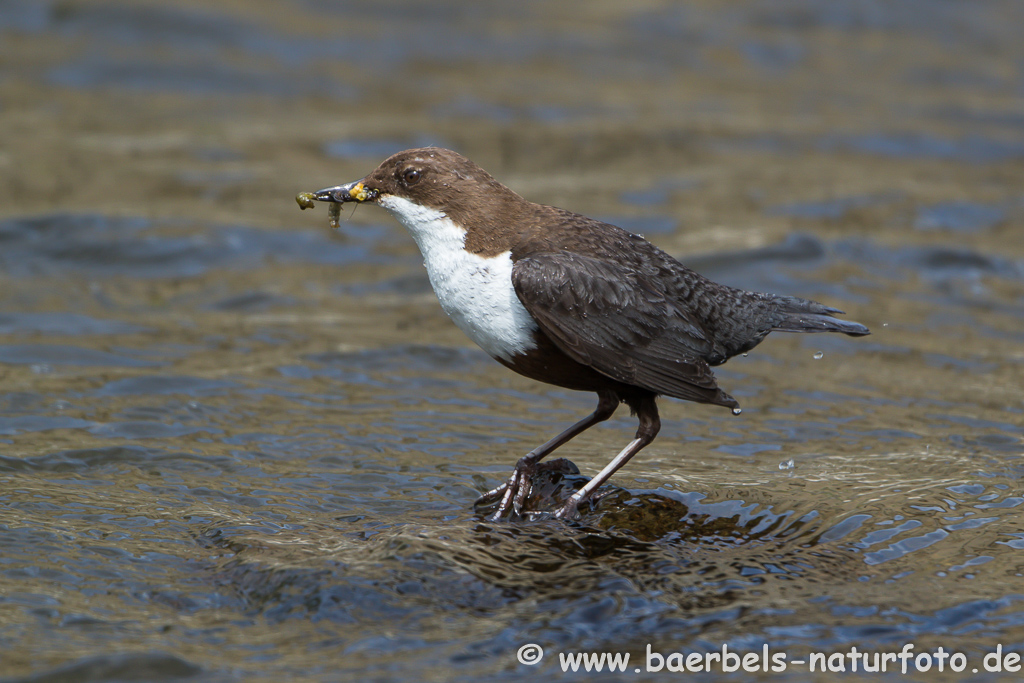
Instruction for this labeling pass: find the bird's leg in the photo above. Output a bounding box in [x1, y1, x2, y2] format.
[554, 395, 660, 520]
[476, 391, 618, 520]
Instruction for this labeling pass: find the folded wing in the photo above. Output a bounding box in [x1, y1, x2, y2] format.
[512, 252, 739, 409]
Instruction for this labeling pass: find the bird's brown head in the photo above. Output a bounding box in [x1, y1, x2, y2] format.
[311, 147, 523, 225]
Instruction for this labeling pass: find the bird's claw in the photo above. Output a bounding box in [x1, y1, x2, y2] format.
[477, 461, 534, 520]
[552, 498, 580, 520]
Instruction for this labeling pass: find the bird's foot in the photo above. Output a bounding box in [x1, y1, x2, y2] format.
[552, 498, 580, 520]
[550, 486, 618, 520]
[474, 457, 580, 521]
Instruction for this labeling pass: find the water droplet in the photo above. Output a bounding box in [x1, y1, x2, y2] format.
[813, 351, 824, 359]
[779, 458, 795, 470]
[882, 323, 889, 327]
[731, 407, 742, 416]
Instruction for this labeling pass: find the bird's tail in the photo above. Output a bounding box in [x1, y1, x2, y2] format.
[770, 296, 870, 336]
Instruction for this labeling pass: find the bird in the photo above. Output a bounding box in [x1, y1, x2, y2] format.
[299, 147, 869, 521]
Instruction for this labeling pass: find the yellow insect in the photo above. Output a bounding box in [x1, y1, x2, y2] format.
[348, 182, 371, 202]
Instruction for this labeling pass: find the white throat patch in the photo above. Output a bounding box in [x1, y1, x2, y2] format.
[378, 194, 538, 361]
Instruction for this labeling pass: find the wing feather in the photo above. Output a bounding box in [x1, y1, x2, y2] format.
[511, 253, 738, 408]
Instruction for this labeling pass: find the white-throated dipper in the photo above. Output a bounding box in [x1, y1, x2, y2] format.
[299, 147, 869, 521]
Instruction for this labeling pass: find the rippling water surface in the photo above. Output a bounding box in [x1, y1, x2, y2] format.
[1, 1, 1023, 681]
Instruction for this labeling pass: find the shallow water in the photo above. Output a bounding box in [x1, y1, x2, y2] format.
[1, 1, 1023, 681]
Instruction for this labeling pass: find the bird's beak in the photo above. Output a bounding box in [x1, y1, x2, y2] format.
[313, 179, 379, 204]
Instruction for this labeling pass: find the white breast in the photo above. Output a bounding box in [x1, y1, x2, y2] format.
[378, 195, 538, 361]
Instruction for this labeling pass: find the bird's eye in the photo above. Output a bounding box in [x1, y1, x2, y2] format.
[403, 168, 421, 185]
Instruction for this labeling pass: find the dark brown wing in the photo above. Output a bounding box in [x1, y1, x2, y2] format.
[511, 252, 738, 408]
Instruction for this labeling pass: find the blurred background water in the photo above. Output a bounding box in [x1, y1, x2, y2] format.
[0, 1, 1022, 681]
